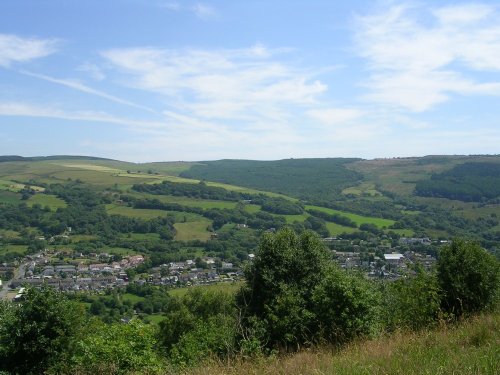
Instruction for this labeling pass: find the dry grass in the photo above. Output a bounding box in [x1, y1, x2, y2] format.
[186, 312, 499, 375]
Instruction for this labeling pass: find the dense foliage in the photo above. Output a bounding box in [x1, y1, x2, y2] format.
[437, 239, 499, 317]
[237, 228, 379, 349]
[0, 286, 85, 374]
[180, 158, 362, 201]
[415, 162, 500, 202]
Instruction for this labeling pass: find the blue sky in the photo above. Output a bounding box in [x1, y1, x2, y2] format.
[0, 0, 499, 162]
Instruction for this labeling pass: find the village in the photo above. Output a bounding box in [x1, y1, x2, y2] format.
[1, 236, 440, 299]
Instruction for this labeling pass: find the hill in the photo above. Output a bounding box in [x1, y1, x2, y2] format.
[179, 158, 363, 201]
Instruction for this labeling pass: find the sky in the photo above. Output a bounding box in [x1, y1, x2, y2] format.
[0, 0, 499, 162]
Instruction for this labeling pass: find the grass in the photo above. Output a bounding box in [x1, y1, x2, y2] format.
[106, 204, 172, 219]
[121, 293, 145, 304]
[192, 311, 500, 375]
[342, 182, 383, 197]
[174, 220, 212, 241]
[122, 233, 161, 241]
[169, 282, 243, 298]
[306, 205, 395, 229]
[133, 193, 239, 210]
[325, 222, 359, 236]
[0, 190, 21, 204]
[0, 244, 27, 256]
[27, 194, 67, 210]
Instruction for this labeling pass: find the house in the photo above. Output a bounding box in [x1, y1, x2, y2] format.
[384, 253, 404, 264]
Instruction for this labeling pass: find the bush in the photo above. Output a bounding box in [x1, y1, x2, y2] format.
[437, 239, 499, 317]
[64, 319, 166, 374]
[381, 268, 442, 331]
[312, 266, 380, 344]
[0, 286, 85, 375]
[237, 228, 380, 350]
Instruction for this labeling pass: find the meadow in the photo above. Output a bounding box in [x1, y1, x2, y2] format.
[306, 205, 395, 229]
[27, 194, 67, 210]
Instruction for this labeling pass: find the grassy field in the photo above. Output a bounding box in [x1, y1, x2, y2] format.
[306, 205, 395, 229]
[193, 311, 500, 375]
[325, 222, 359, 235]
[168, 281, 243, 298]
[27, 194, 67, 210]
[105, 204, 171, 219]
[174, 220, 212, 241]
[0, 190, 21, 204]
[342, 182, 383, 197]
[132, 193, 239, 210]
[0, 244, 27, 256]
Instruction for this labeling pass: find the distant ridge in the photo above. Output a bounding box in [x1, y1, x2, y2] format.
[0, 155, 117, 163]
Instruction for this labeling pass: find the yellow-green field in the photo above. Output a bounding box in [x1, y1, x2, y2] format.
[174, 220, 212, 241]
[105, 204, 171, 219]
[306, 205, 395, 229]
[0, 190, 21, 204]
[131, 193, 239, 210]
[0, 244, 27, 256]
[325, 222, 358, 235]
[27, 194, 67, 210]
[342, 182, 383, 197]
[168, 281, 243, 298]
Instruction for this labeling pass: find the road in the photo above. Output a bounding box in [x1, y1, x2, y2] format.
[0, 260, 29, 300]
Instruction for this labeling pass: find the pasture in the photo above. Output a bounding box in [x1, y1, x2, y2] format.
[168, 281, 243, 298]
[306, 205, 395, 229]
[0, 190, 21, 204]
[174, 220, 212, 241]
[105, 204, 171, 219]
[27, 194, 67, 210]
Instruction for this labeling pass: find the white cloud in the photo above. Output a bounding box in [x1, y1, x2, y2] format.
[0, 101, 162, 129]
[190, 3, 216, 19]
[307, 108, 363, 125]
[101, 45, 327, 124]
[160, 2, 216, 20]
[20, 70, 155, 113]
[355, 3, 500, 112]
[76, 62, 105, 81]
[0, 34, 58, 67]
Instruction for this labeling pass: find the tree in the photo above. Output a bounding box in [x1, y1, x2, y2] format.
[437, 239, 499, 317]
[237, 228, 378, 350]
[0, 286, 85, 374]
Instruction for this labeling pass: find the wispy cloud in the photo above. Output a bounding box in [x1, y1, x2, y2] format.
[76, 62, 105, 81]
[0, 34, 58, 67]
[160, 2, 217, 20]
[101, 45, 327, 124]
[0, 101, 162, 129]
[190, 3, 216, 19]
[355, 3, 500, 112]
[20, 70, 155, 113]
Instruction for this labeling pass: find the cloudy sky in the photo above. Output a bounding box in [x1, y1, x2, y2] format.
[0, 0, 499, 162]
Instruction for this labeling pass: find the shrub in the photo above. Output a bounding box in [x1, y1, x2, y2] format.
[312, 266, 380, 344]
[437, 239, 499, 317]
[237, 228, 380, 350]
[0, 286, 85, 375]
[381, 268, 442, 331]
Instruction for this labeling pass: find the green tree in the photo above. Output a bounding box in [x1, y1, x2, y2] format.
[437, 239, 499, 317]
[0, 286, 85, 374]
[237, 228, 378, 350]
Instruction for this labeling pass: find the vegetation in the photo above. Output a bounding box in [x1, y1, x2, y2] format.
[415, 162, 500, 202]
[180, 158, 363, 201]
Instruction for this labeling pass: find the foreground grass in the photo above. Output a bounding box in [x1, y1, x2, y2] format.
[189, 311, 499, 375]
